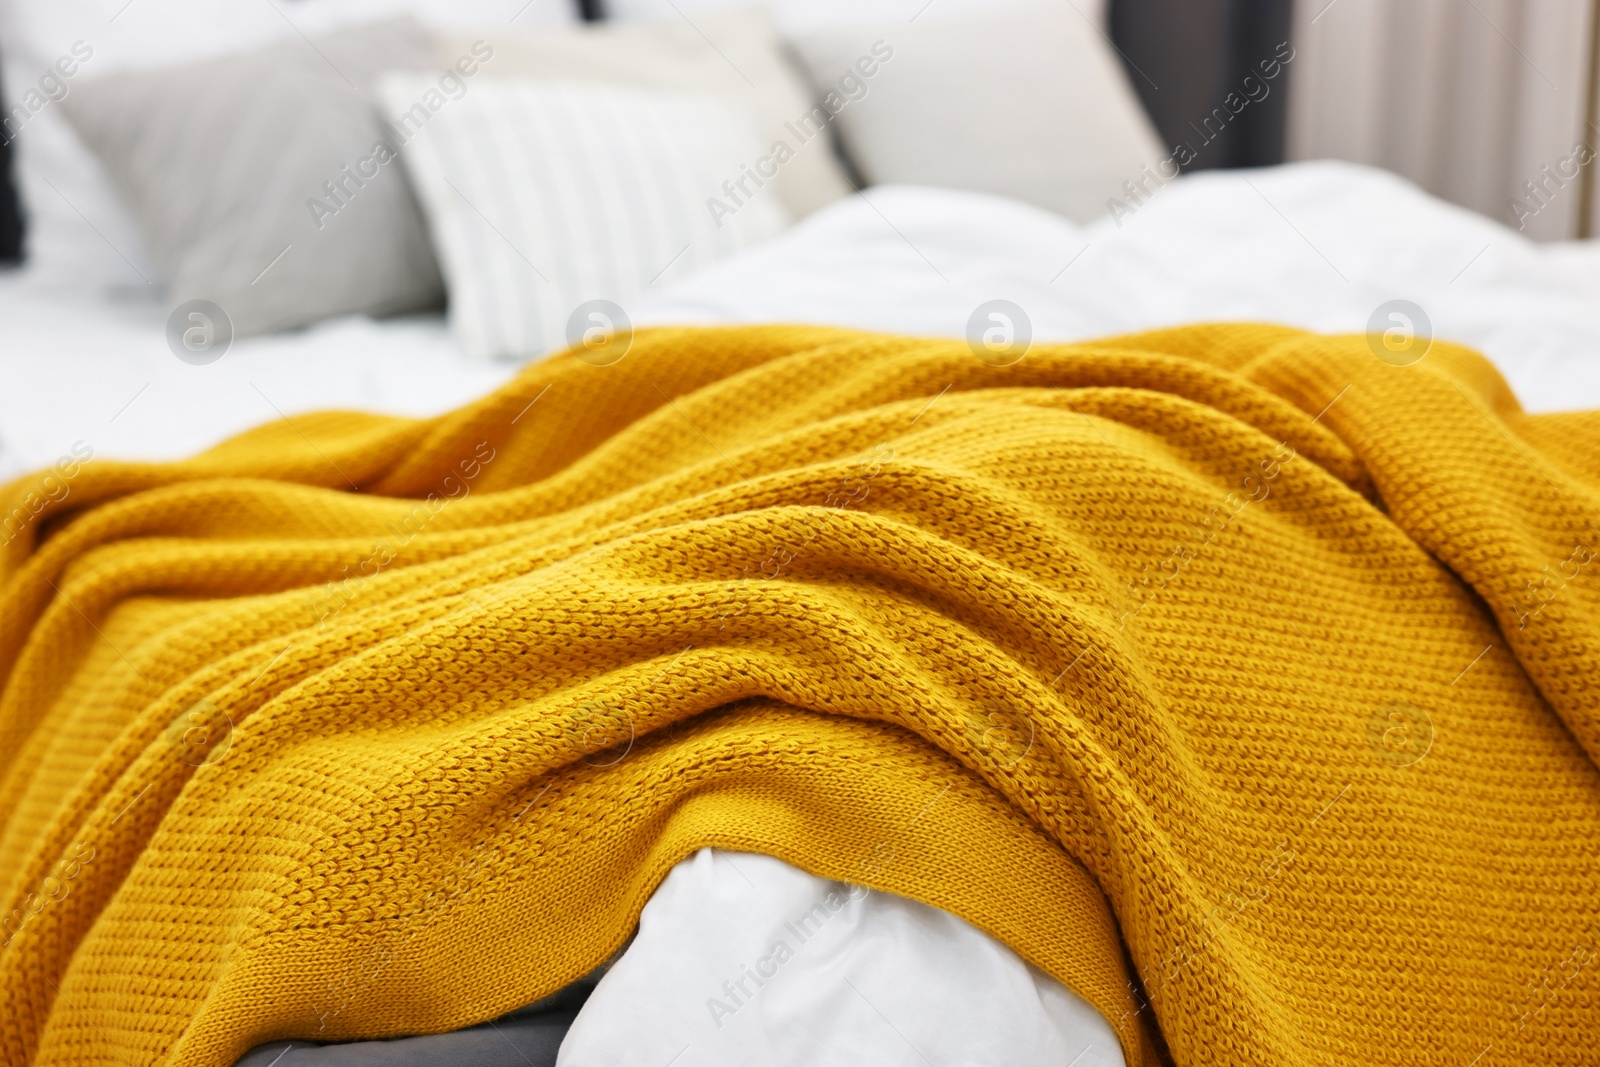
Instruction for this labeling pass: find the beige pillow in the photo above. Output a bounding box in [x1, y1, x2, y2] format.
[437, 7, 853, 221]
[789, 1, 1166, 224]
[60, 19, 445, 337]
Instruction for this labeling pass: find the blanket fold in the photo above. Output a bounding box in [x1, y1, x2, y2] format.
[2, 323, 1597, 1067]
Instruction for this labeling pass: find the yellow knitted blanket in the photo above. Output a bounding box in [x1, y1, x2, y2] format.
[2, 324, 1598, 1067]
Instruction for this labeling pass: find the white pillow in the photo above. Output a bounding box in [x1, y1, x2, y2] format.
[0, 0, 574, 294]
[383, 76, 789, 361]
[788, 0, 1164, 224]
[437, 7, 855, 221]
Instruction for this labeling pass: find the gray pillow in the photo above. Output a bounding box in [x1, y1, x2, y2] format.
[60, 20, 444, 337]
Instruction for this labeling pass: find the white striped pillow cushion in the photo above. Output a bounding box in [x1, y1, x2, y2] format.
[380, 75, 790, 361]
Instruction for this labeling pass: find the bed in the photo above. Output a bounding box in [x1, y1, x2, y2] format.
[2, 2, 1598, 1066]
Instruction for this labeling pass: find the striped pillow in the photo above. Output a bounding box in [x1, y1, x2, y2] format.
[381, 76, 790, 362]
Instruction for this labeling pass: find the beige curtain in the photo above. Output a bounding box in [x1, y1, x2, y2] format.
[1286, 0, 1600, 240]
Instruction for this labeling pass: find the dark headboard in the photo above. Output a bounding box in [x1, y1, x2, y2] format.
[1110, 0, 1294, 169]
[575, 0, 1290, 166]
[0, 57, 23, 264]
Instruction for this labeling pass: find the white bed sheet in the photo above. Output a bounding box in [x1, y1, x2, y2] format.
[558, 849, 1123, 1067]
[0, 280, 510, 482]
[628, 160, 1600, 414]
[3, 160, 1596, 485]
[3, 160, 1597, 1065]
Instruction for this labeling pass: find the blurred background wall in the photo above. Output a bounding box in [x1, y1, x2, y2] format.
[1285, 0, 1600, 240]
[1111, 0, 1599, 240]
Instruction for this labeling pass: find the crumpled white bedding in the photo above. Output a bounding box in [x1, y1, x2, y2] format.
[558, 849, 1122, 1067]
[628, 160, 1600, 413]
[2, 161, 1597, 1065]
[4, 161, 1598, 486]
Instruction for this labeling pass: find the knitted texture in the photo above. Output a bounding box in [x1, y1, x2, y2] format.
[1, 324, 1597, 1067]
